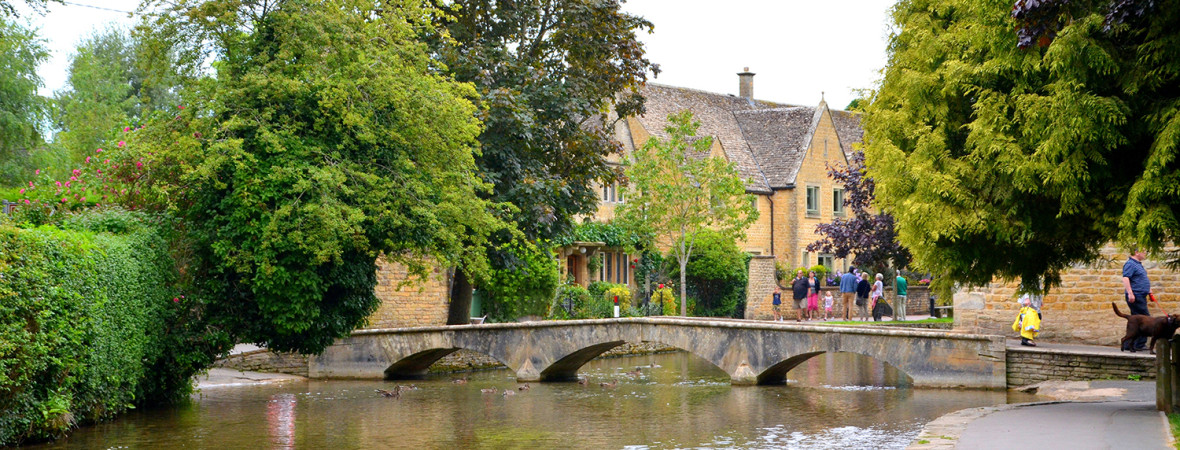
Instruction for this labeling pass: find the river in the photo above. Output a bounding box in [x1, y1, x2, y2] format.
[38, 352, 1036, 449]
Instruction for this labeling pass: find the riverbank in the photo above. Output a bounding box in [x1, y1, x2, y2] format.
[195, 368, 305, 388]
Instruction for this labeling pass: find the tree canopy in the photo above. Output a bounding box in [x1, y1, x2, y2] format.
[129, 0, 506, 353]
[0, 16, 47, 185]
[52, 26, 184, 164]
[616, 111, 758, 315]
[863, 0, 1179, 293]
[430, 0, 658, 241]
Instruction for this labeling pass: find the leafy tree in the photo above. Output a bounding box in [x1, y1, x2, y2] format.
[428, 0, 658, 324]
[430, 0, 657, 240]
[0, 0, 61, 17]
[133, 0, 506, 353]
[863, 0, 1180, 294]
[52, 26, 184, 163]
[806, 151, 910, 273]
[0, 17, 48, 185]
[616, 111, 759, 315]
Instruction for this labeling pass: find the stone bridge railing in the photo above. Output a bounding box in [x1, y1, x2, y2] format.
[309, 317, 1007, 388]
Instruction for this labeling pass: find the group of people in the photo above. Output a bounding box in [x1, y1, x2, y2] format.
[771, 267, 909, 322]
[771, 270, 832, 321]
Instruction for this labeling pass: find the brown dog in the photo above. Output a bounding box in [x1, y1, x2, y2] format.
[1112, 302, 1180, 354]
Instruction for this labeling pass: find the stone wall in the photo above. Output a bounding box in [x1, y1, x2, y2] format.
[1007, 347, 1155, 386]
[213, 350, 309, 377]
[954, 244, 1180, 346]
[364, 258, 451, 329]
[745, 255, 778, 320]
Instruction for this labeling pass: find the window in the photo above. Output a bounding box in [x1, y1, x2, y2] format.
[601, 182, 625, 204]
[833, 188, 845, 216]
[751, 196, 758, 211]
[598, 252, 630, 284]
[801, 251, 810, 268]
[806, 186, 820, 215]
[818, 254, 835, 271]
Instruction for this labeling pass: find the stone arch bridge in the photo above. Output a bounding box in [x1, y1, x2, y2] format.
[309, 317, 1007, 389]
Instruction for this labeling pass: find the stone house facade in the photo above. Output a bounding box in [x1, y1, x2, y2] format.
[558, 70, 865, 320]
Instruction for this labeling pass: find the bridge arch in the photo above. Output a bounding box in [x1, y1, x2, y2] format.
[309, 318, 1007, 389]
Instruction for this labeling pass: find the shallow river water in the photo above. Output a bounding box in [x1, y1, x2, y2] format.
[40, 352, 1035, 449]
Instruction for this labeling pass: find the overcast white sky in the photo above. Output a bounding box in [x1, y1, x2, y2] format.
[20, 0, 896, 109]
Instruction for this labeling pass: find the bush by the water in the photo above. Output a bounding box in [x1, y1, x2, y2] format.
[0, 208, 228, 445]
[673, 230, 750, 318]
[480, 241, 560, 322]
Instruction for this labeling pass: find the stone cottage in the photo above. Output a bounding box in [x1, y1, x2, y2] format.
[558, 69, 867, 320]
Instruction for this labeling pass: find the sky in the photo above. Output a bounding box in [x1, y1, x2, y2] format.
[18, 0, 898, 109]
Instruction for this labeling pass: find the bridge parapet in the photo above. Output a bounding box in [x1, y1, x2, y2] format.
[309, 318, 1007, 389]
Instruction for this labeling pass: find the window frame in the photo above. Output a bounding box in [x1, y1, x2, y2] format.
[833, 188, 845, 216]
[806, 185, 821, 216]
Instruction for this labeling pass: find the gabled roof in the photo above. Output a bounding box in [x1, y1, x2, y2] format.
[632, 83, 863, 194]
[830, 109, 864, 159]
[732, 106, 816, 188]
[635, 83, 780, 194]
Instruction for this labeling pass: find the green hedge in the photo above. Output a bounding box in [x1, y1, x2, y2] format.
[0, 209, 224, 445]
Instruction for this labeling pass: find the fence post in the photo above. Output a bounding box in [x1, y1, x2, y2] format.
[1159, 338, 1173, 412]
[1172, 336, 1180, 412]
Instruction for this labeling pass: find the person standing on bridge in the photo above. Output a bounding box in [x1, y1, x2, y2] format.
[856, 272, 872, 321]
[839, 268, 859, 321]
[792, 270, 809, 322]
[772, 285, 783, 322]
[806, 270, 820, 321]
[1122, 246, 1154, 351]
[894, 273, 908, 321]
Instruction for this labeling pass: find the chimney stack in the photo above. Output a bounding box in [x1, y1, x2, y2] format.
[738, 67, 755, 101]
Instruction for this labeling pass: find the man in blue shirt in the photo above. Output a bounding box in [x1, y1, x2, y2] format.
[839, 267, 859, 321]
[1122, 247, 1153, 351]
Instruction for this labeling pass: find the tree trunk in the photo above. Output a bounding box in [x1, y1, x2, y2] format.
[679, 259, 688, 316]
[446, 267, 473, 325]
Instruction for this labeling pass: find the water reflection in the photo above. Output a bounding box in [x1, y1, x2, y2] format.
[39, 352, 1035, 449]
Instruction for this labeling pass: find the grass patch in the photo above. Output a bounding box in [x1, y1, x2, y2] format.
[1168, 413, 1180, 449]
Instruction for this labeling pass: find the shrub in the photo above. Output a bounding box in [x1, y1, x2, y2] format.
[604, 285, 633, 310]
[0, 208, 228, 445]
[549, 284, 591, 320]
[586, 281, 615, 303]
[481, 241, 560, 323]
[651, 286, 676, 316]
[809, 264, 830, 280]
[673, 230, 749, 318]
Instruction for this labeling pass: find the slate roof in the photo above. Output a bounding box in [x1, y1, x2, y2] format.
[830, 110, 864, 159]
[632, 83, 864, 193]
[636, 83, 781, 194]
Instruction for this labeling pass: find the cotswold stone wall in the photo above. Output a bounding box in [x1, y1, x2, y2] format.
[745, 256, 778, 320]
[954, 244, 1180, 346]
[213, 350, 309, 377]
[364, 258, 451, 329]
[1007, 347, 1155, 386]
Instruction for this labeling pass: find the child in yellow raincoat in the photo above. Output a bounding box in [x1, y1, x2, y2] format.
[1012, 295, 1041, 347]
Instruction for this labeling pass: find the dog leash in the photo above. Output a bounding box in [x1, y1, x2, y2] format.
[1151, 293, 1170, 315]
